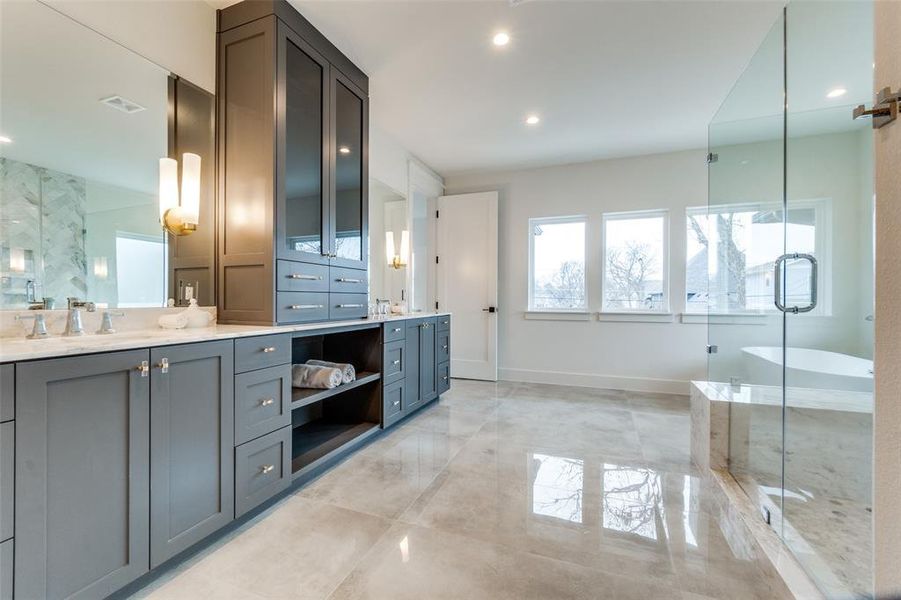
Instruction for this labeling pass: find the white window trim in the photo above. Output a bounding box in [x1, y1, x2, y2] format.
[527, 215, 588, 312]
[524, 310, 591, 321]
[683, 198, 832, 317]
[600, 209, 670, 314]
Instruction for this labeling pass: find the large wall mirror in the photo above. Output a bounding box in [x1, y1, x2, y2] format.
[0, 0, 214, 311]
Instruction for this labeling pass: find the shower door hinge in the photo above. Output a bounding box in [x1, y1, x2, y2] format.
[761, 506, 771, 526]
[706, 152, 718, 164]
[706, 344, 718, 354]
[853, 86, 900, 129]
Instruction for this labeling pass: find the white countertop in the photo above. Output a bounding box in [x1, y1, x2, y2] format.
[0, 313, 450, 363]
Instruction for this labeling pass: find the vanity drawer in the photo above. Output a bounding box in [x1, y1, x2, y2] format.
[383, 322, 405, 343]
[234, 334, 291, 373]
[276, 292, 329, 324]
[277, 260, 329, 293]
[383, 340, 405, 385]
[437, 330, 450, 364]
[0, 539, 11, 600]
[437, 362, 451, 396]
[329, 293, 368, 321]
[437, 315, 451, 332]
[234, 426, 291, 518]
[0, 422, 11, 542]
[329, 266, 368, 294]
[0, 365, 12, 423]
[235, 365, 291, 445]
[383, 379, 404, 424]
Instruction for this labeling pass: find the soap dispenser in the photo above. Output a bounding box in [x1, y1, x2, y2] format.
[182, 299, 212, 328]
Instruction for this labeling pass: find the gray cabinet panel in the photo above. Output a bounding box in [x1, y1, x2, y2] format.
[0, 423, 11, 543]
[405, 320, 422, 412]
[235, 426, 291, 518]
[383, 322, 404, 343]
[0, 365, 11, 423]
[0, 539, 11, 600]
[329, 292, 367, 320]
[437, 330, 450, 364]
[15, 350, 150, 600]
[437, 362, 450, 396]
[276, 291, 330, 324]
[419, 318, 438, 403]
[235, 334, 291, 373]
[276, 260, 329, 292]
[236, 364, 292, 445]
[150, 341, 235, 568]
[383, 379, 404, 427]
[382, 340, 405, 385]
[437, 315, 450, 332]
[329, 266, 367, 294]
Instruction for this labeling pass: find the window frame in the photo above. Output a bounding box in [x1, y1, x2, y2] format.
[683, 198, 831, 316]
[600, 209, 670, 314]
[527, 215, 588, 312]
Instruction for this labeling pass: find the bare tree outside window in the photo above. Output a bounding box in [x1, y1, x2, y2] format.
[529, 218, 586, 310]
[603, 212, 667, 311]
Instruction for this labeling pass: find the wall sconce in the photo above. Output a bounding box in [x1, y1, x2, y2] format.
[159, 152, 201, 236]
[386, 230, 409, 269]
[93, 257, 109, 280]
[9, 248, 25, 273]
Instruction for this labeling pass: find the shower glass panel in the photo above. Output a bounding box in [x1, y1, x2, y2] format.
[705, 12, 786, 519]
[783, 2, 874, 597]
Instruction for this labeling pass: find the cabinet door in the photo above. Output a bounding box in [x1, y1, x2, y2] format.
[277, 23, 331, 265]
[150, 341, 235, 567]
[16, 350, 150, 600]
[419, 318, 439, 403]
[328, 70, 368, 270]
[405, 320, 422, 411]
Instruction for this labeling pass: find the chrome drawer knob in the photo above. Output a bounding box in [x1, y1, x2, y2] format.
[159, 358, 169, 374]
[442, 345, 448, 350]
[392, 360, 401, 365]
[260, 398, 275, 407]
[393, 400, 400, 407]
[443, 376, 449, 381]
[392, 328, 401, 333]
[260, 464, 275, 474]
[262, 346, 276, 353]
[137, 361, 150, 377]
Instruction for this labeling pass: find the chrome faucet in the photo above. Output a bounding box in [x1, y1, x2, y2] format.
[15, 312, 50, 339]
[63, 297, 96, 337]
[96, 311, 125, 335]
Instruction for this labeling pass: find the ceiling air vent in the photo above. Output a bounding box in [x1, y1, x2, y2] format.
[99, 95, 146, 114]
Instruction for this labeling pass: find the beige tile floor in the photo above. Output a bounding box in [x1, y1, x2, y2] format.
[132, 380, 777, 600]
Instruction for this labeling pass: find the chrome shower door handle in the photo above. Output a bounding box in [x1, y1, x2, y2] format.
[774, 253, 818, 314]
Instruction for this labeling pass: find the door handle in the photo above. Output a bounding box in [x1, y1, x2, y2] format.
[482, 306, 497, 313]
[774, 253, 818, 314]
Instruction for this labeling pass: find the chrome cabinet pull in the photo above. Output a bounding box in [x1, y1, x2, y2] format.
[336, 277, 363, 284]
[262, 346, 277, 353]
[392, 400, 400, 407]
[137, 361, 149, 377]
[392, 328, 401, 333]
[259, 398, 275, 407]
[337, 304, 364, 309]
[442, 345, 448, 350]
[290, 304, 324, 310]
[159, 358, 169, 374]
[287, 274, 322, 281]
[260, 464, 275, 474]
[443, 376, 449, 381]
[392, 359, 401, 365]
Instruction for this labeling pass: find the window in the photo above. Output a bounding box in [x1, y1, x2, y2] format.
[116, 233, 166, 307]
[685, 200, 827, 313]
[528, 216, 586, 311]
[602, 210, 668, 312]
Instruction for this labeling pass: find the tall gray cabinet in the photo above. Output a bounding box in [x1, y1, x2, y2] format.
[217, 0, 369, 325]
[14, 341, 235, 599]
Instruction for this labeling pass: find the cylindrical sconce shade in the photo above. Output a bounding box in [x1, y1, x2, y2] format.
[180, 153, 201, 225]
[93, 256, 109, 279]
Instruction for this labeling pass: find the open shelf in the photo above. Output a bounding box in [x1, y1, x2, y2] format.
[290, 371, 380, 410]
[291, 418, 380, 476]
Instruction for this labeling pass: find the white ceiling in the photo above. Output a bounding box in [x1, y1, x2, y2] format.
[288, 0, 786, 177]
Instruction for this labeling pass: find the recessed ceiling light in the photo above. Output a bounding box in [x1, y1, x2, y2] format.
[339, 146, 351, 154]
[826, 87, 847, 99]
[525, 115, 540, 125]
[492, 32, 510, 46]
[0, 135, 11, 144]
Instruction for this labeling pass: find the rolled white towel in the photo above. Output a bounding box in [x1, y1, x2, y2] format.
[292, 364, 343, 389]
[306, 359, 356, 384]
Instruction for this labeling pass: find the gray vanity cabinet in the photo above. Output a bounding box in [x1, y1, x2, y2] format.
[149, 341, 235, 567]
[15, 350, 151, 600]
[403, 317, 438, 414]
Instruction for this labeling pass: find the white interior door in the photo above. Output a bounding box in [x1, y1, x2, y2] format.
[437, 192, 498, 381]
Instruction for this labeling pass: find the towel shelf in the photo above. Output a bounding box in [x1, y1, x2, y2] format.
[289, 371, 380, 410]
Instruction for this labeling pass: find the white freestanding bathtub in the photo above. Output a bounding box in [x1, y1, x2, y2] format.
[741, 346, 874, 392]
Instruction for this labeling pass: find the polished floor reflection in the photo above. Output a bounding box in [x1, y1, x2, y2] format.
[134, 380, 780, 600]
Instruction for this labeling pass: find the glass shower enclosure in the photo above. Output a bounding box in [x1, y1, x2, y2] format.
[705, 2, 874, 597]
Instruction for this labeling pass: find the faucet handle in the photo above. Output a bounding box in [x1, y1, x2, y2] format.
[97, 311, 125, 335]
[15, 313, 50, 339]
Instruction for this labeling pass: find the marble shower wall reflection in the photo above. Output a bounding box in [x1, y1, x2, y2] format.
[0, 157, 87, 308]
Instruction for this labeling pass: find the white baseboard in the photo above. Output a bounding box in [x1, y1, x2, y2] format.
[497, 367, 689, 395]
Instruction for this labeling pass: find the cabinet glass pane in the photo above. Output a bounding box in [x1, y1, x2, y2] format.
[334, 81, 363, 261]
[285, 41, 323, 256]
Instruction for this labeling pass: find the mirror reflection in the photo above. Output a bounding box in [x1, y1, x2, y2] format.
[369, 178, 408, 309]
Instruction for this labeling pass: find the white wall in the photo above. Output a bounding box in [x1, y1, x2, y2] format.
[445, 150, 709, 394]
[444, 130, 871, 394]
[45, 0, 217, 92]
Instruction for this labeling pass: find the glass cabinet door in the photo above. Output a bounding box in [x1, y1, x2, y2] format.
[279, 28, 329, 264]
[330, 72, 368, 269]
